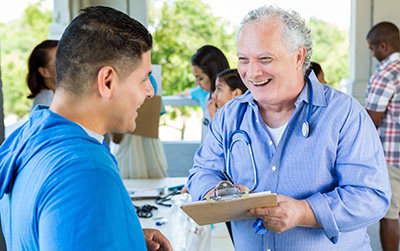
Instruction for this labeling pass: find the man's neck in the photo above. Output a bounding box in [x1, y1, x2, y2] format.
[50, 90, 107, 135]
[257, 77, 305, 128]
[258, 102, 296, 128]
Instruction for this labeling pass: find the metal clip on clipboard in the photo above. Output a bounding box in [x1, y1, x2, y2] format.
[206, 181, 249, 202]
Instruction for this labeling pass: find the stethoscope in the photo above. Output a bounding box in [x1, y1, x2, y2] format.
[225, 75, 314, 191]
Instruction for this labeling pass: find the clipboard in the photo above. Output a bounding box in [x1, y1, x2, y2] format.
[130, 95, 161, 139]
[180, 191, 278, 226]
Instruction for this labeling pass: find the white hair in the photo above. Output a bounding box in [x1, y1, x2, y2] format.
[237, 5, 313, 72]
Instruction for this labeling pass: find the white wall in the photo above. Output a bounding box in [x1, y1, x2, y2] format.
[48, 0, 148, 40]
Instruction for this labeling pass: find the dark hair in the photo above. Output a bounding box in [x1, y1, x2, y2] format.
[306, 62, 323, 76]
[55, 6, 153, 95]
[216, 69, 247, 94]
[26, 40, 58, 99]
[191, 45, 230, 92]
[367, 21, 400, 47]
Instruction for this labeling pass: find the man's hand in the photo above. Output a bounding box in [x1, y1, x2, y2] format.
[247, 195, 320, 233]
[143, 228, 172, 251]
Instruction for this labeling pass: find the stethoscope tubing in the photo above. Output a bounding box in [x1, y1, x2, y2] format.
[225, 75, 314, 191]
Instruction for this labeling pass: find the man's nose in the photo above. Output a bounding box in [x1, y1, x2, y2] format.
[146, 80, 155, 98]
[247, 61, 262, 79]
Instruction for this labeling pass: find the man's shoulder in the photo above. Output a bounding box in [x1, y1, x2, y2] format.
[17, 120, 116, 182]
[47, 136, 116, 172]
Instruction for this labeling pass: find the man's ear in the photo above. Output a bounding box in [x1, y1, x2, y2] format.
[38, 66, 51, 78]
[380, 41, 389, 51]
[97, 66, 117, 99]
[295, 46, 306, 70]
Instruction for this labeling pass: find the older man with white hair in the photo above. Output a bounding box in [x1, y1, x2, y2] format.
[188, 5, 391, 250]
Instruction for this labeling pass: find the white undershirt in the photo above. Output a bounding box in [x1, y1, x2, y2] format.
[265, 122, 288, 147]
[78, 124, 104, 143]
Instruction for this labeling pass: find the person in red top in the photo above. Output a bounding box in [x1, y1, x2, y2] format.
[365, 21, 400, 251]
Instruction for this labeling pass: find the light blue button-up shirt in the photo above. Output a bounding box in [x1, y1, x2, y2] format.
[187, 74, 391, 250]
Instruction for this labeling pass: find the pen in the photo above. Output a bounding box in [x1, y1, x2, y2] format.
[221, 169, 235, 184]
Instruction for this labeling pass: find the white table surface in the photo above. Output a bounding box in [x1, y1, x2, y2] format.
[123, 178, 235, 251]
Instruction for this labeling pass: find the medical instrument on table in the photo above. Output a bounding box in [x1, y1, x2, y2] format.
[154, 217, 168, 226]
[134, 204, 158, 218]
[225, 75, 314, 191]
[155, 189, 182, 207]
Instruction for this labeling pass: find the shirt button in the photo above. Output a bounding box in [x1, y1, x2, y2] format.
[272, 166, 277, 171]
[269, 141, 273, 146]
[267, 249, 271, 251]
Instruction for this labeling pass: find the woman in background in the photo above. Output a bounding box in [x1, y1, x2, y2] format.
[178, 45, 230, 142]
[207, 68, 248, 119]
[26, 40, 58, 110]
[306, 61, 327, 84]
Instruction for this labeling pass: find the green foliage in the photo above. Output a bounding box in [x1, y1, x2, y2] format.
[149, 0, 237, 95]
[149, 1, 349, 93]
[1, 1, 52, 118]
[307, 18, 349, 89]
[0, 0, 350, 121]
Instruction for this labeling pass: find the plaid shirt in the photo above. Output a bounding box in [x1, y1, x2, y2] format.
[366, 52, 400, 168]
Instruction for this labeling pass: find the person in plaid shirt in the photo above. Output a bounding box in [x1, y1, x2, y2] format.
[365, 21, 400, 251]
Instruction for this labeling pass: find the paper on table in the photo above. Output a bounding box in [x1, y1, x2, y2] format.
[127, 187, 166, 199]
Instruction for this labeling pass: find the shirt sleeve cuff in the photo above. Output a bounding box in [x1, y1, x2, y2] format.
[306, 193, 340, 244]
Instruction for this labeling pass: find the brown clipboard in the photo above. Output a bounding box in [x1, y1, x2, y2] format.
[180, 192, 278, 226]
[130, 95, 161, 139]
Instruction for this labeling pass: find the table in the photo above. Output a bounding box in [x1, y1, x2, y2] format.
[123, 178, 235, 251]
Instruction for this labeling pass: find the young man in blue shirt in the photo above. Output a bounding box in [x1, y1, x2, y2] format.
[0, 6, 171, 250]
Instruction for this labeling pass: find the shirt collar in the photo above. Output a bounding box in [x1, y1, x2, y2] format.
[297, 71, 327, 107]
[377, 52, 400, 71]
[234, 72, 327, 107]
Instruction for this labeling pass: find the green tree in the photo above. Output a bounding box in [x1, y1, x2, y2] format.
[307, 18, 349, 89]
[1, 0, 52, 118]
[149, 0, 239, 140]
[149, 0, 237, 95]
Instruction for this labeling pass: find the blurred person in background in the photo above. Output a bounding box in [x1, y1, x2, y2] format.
[365, 21, 400, 251]
[306, 61, 327, 84]
[207, 68, 248, 119]
[178, 45, 230, 142]
[26, 40, 58, 110]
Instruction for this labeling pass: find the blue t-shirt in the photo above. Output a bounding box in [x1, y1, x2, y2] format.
[0, 106, 147, 250]
[191, 86, 209, 111]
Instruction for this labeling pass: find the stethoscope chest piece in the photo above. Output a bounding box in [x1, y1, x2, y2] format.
[302, 121, 310, 138]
